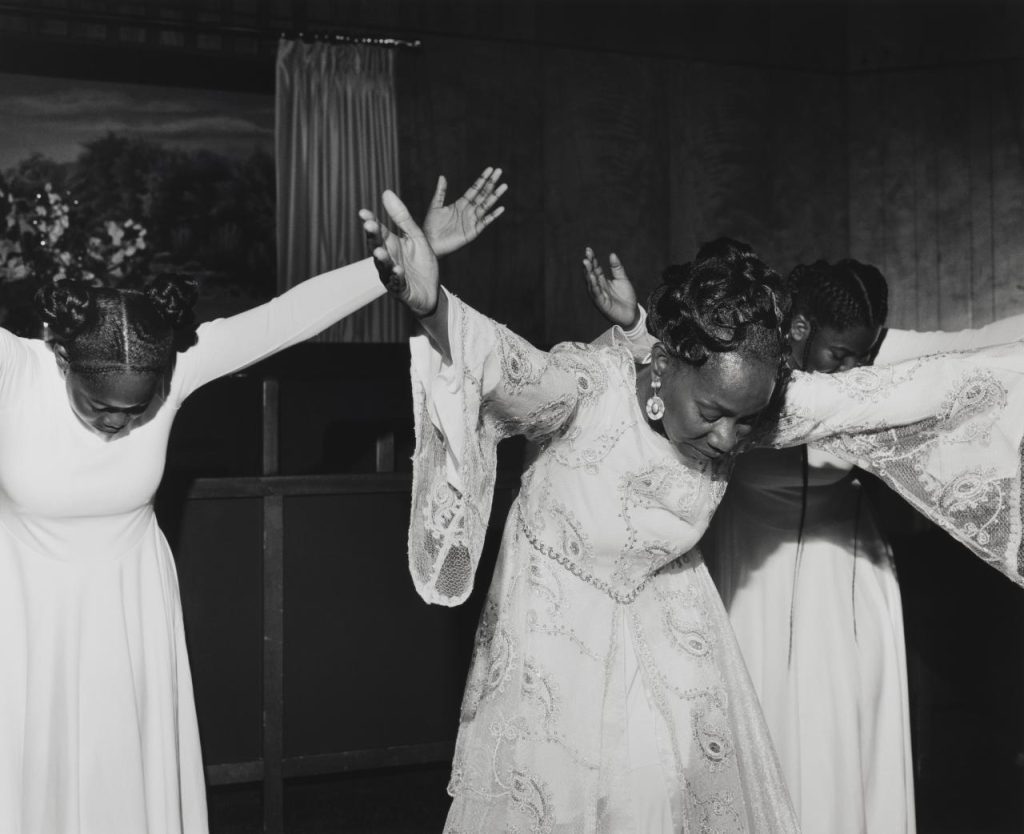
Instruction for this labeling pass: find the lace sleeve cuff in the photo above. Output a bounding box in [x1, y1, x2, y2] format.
[407, 290, 504, 606]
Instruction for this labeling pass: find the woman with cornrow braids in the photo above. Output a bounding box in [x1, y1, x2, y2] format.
[585, 248, 1024, 833]
[700, 258, 917, 834]
[0, 169, 507, 834]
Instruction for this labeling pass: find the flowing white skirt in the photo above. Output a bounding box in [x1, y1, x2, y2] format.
[706, 450, 915, 834]
[0, 511, 208, 834]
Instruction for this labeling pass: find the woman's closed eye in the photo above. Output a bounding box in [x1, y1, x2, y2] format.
[92, 402, 149, 416]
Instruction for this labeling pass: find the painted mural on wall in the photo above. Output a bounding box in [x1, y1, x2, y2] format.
[0, 72, 274, 333]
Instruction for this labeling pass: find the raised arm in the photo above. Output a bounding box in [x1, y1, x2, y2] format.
[363, 190, 591, 606]
[582, 248, 656, 351]
[363, 189, 581, 439]
[771, 357, 959, 446]
[770, 343, 1024, 588]
[173, 258, 385, 400]
[171, 169, 508, 401]
[422, 166, 507, 257]
[876, 312, 1024, 365]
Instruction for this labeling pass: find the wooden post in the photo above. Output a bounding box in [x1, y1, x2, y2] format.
[375, 430, 395, 473]
[262, 378, 280, 477]
[261, 378, 284, 833]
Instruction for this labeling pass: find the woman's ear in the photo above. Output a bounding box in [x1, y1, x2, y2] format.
[649, 341, 674, 377]
[53, 343, 70, 375]
[788, 313, 811, 345]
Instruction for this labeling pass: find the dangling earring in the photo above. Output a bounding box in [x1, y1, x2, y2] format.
[645, 374, 666, 421]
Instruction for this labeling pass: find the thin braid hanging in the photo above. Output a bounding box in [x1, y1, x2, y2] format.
[787, 444, 810, 667]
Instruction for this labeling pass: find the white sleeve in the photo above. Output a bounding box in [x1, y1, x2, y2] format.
[876, 313, 1024, 365]
[172, 258, 385, 401]
[408, 289, 587, 606]
[591, 304, 656, 352]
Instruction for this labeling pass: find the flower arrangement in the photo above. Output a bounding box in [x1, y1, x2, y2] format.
[0, 180, 149, 285]
[0, 178, 150, 333]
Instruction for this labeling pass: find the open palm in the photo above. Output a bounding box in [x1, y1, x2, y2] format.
[360, 191, 439, 317]
[423, 167, 508, 256]
[582, 247, 641, 329]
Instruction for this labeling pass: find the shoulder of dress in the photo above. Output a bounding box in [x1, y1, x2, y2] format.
[18, 333, 51, 363]
[550, 339, 636, 405]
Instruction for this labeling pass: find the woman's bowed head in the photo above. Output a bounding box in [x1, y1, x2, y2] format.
[785, 259, 888, 373]
[38, 276, 199, 438]
[637, 239, 791, 464]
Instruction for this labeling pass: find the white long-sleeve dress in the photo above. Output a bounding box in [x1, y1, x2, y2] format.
[702, 445, 914, 834]
[408, 292, 1024, 833]
[0, 260, 384, 834]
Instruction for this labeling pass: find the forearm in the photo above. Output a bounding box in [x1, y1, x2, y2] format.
[877, 312, 1024, 365]
[773, 359, 946, 447]
[177, 258, 384, 396]
[774, 344, 1022, 448]
[417, 288, 451, 364]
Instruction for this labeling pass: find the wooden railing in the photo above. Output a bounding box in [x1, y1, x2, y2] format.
[174, 380, 515, 832]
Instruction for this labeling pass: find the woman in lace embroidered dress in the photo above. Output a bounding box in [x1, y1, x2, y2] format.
[364, 195, 806, 832]
[586, 250, 1024, 834]
[0, 170, 505, 834]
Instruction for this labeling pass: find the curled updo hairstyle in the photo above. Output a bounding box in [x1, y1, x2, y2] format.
[37, 276, 200, 375]
[646, 237, 790, 369]
[785, 259, 888, 333]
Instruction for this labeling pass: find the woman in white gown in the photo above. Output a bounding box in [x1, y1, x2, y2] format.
[364, 191, 1024, 833]
[0, 169, 506, 834]
[691, 258, 910, 834]
[585, 248, 1024, 833]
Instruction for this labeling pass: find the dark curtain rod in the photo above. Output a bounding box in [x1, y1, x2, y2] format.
[279, 30, 421, 49]
[0, 3, 421, 49]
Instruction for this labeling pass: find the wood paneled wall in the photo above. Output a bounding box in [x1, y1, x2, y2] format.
[849, 61, 1024, 331]
[845, 3, 1024, 332]
[1, 2, 1022, 338]
[395, 1, 1024, 342]
[398, 37, 848, 344]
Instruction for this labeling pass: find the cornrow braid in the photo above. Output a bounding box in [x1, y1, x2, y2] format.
[785, 259, 888, 333]
[37, 277, 199, 377]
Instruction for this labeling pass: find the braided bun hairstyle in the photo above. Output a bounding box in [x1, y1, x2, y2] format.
[647, 237, 790, 368]
[785, 259, 888, 333]
[37, 276, 199, 375]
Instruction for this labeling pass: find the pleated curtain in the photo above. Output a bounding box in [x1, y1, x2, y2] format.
[276, 39, 406, 342]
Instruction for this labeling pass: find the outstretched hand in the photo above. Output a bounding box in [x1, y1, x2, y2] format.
[582, 247, 641, 329]
[423, 166, 508, 257]
[360, 190, 439, 317]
